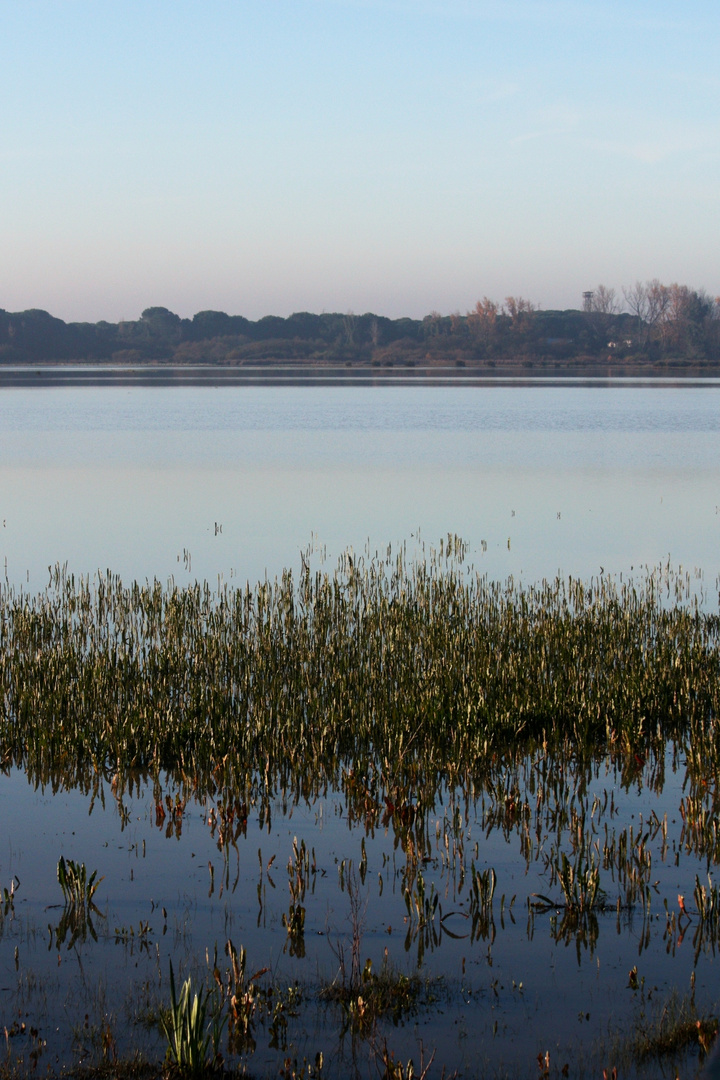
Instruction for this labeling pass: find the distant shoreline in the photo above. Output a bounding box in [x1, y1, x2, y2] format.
[4, 296, 720, 373]
[1, 358, 719, 388]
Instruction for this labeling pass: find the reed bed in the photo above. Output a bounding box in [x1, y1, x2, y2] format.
[1, 545, 719, 802]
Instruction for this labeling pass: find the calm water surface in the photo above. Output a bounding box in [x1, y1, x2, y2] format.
[1, 379, 719, 589]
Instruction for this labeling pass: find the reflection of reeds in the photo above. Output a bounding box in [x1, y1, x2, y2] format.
[468, 863, 496, 942]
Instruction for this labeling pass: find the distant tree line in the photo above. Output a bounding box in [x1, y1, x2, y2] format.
[1, 282, 718, 367]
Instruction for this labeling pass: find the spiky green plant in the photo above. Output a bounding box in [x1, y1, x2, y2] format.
[160, 960, 223, 1075]
[54, 857, 104, 948]
[57, 856, 102, 906]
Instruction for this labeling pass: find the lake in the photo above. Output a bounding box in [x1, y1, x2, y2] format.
[1, 372, 719, 1079]
[1, 373, 720, 591]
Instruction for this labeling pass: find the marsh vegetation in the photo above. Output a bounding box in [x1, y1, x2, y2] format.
[2, 540, 719, 788]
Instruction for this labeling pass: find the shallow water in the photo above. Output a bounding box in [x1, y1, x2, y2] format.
[0, 741, 717, 1078]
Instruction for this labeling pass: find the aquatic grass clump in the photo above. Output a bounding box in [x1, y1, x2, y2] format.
[160, 961, 224, 1075]
[695, 874, 720, 926]
[320, 955, 423, 1036]
[57, 856, 102, 907]
[557, 852, 602, 913]
[217, 939, 269, 1055]
[54, 856, 104, 948]
[0, 548, 719, 803]
[624, 988, 719, 1067]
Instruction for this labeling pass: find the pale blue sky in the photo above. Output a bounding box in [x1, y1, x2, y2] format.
[2, 0, 718, 322]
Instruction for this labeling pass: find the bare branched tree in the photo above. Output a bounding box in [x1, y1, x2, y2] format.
[623, 281, 651, 324]
[592, 285, 621, 315]
[645, 279, 671, 325]
[623, 280, 670, 345]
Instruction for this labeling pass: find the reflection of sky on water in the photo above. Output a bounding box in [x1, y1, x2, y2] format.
[1, 382, 719, 590]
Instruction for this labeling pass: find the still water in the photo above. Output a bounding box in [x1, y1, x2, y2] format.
[1, 377, 719, 590]
[1, 375, 720, 1078]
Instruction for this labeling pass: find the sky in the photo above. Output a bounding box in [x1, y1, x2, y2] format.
[1, 0, 718, 323]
